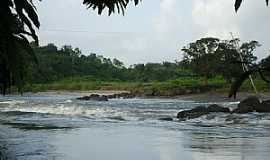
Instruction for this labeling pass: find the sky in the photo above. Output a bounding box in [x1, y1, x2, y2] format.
[36, 0, 270, 65]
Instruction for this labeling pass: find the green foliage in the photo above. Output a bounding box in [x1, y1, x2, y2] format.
[0, 0, 40, 94]
[24, 43, 196, 85]
[181, 38, 220, 83]
[181, 38, 259, 85]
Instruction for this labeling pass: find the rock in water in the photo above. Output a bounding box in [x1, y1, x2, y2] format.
[233, 96, 260, 113]
[207, 104, 230, 113]
[77, 94, 108, 101]
[255, 101, 270, 113]
[177, 104, 231, 120]
[177, 106, 209, 120]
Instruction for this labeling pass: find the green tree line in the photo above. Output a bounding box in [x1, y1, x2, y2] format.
[20, 37, 269, 90]
[26, 43, 192, 84]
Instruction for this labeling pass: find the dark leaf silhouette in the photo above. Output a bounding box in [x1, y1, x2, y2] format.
[234, 0, 243, 12]
[83, 0, 141, 15]
[235, 0, 269, 12]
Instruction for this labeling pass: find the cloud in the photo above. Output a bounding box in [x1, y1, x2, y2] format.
[192, 0, 240, 39]
[191, 0, 270, 59]
[36, 0, 270, 65]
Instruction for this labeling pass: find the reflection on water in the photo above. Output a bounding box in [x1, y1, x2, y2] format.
[0, 92, 270, 160]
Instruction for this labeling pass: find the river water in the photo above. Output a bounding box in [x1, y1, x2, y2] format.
[0, 92, 270, 160]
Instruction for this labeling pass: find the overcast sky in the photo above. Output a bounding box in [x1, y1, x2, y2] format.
[36, 0, 270, 65]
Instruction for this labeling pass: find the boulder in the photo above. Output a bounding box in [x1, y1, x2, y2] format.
[177, 104, 231, 120]
[177, 106, 209, 120]
[207, 104, 230, 113]
[233, 96, 260, 113]
[254, 101, 270, 113]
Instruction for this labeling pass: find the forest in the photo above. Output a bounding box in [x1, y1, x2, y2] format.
[17, 37, 269, 96]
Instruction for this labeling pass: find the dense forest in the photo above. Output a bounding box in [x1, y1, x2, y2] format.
[28, 43, 190, 84]
[22, 37, 269, 90]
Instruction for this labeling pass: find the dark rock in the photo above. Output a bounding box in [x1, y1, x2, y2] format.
[107, 94, 117, 99]
[177, 106, 209, 120]
[177, 104, 231, 120]
[118, 92, 135, 99]
[77, 94, 108, 101]
[233, 96, 260, 113]
[255, 101, 270, 113]
[107, 92, 135, 99]
[207, 104, 230, 113]
[98, 95, 109, 101]
[158, 117, 173, 121]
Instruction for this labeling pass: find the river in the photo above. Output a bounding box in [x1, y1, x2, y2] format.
[0, 92, 270, 160]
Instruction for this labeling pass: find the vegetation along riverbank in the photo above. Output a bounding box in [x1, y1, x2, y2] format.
[10, 38, 268, 97]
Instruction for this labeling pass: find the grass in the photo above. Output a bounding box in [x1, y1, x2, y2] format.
[22, 76, 270, 96]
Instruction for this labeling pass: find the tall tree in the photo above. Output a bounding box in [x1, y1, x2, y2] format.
[181, 38, 220, 85]
[217, 40, 259, 82]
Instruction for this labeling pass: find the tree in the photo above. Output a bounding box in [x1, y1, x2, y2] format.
[181, 38, 220, 85]
[113, 58, 124, 68]
[216, 39, 259, 83]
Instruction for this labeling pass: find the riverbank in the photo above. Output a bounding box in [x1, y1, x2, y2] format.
[20, 76, 270, 98]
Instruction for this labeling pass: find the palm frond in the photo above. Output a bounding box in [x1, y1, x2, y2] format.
[234, 0, 243, 12]
[13, 0, 40, 42]
[83, 0, 141, 15]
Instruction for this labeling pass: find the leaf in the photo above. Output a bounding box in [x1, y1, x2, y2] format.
[13, 0, 39, 43]
[235, 0, 243, 12]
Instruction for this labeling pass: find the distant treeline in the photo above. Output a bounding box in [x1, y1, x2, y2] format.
[28, 43, 192, 84]
[26, 37, 270, 85]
